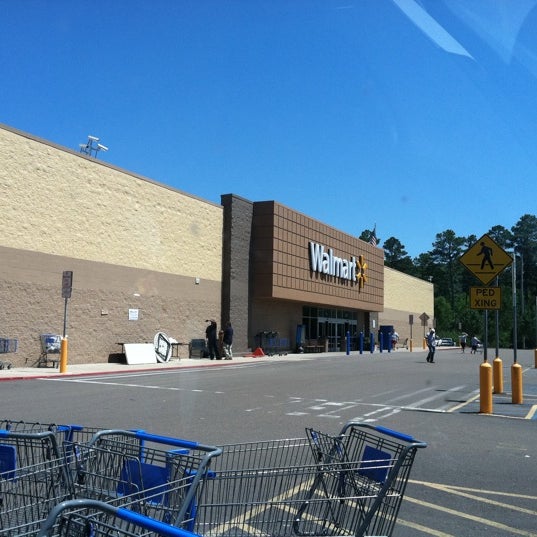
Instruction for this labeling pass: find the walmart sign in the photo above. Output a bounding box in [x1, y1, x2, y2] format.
[309, 242, 356, 281]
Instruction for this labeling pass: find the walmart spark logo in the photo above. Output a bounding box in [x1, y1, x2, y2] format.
[356, 255, 368, 290]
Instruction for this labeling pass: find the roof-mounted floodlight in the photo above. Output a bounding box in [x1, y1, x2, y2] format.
[79, 135, 109, 158]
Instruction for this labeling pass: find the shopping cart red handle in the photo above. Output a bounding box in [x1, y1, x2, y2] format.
[38, 499, 203, 537]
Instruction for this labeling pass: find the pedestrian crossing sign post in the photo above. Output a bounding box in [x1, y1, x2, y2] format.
[459, 234, 513, 285]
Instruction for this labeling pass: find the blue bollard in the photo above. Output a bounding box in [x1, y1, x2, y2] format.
[370, 333, 375, 354]
[346, 331, 350, 355]
[359, 332, 364, 354]
[379, 332, 384, 353]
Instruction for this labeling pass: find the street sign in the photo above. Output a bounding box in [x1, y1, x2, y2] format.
[470, 287, 501, 310]
[62, 271, 73, 299]
[419, 312, 429, 325]
[459, 234, 513, 285]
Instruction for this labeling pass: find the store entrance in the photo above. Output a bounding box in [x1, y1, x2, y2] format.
[320, 320, 348, 352]
[302, 306, 358, 352]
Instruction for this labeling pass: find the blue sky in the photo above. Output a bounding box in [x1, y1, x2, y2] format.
[2, 0, 537, 258]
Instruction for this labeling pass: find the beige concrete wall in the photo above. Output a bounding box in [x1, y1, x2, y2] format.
[0, 125, 222, 279]
[380, 267, 434, 346]
[0, 124, 222, 366]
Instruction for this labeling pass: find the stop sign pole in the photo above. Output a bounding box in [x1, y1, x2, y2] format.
[60, 271, 73, 373]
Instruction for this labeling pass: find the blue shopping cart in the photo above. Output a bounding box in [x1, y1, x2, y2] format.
[0, 424, 221, 536]
[38, 499, 203, 537]
[193, 422, 426, 537]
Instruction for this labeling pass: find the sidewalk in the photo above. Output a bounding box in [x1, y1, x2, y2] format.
[0, 351, 323, 381]
[0, 346, 417, 381]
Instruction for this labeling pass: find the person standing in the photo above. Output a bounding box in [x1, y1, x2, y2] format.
[391, 330, 399, 351]
[223, 321, 234, 360]
[426, 328, 437, 363]
[460, 333, 467, 353]
[205, 320, 220, 360]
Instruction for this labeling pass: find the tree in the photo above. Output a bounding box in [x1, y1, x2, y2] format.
[430, 230, 466, 311]
[512, 215, 537, 297]
[413, 252, 437, 282]
[383, 236, 414, 273]
[487, 225, 513, 249]
[511, 215, 537, 347]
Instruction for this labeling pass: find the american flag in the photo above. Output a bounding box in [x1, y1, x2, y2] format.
[369, 226, 377, 247]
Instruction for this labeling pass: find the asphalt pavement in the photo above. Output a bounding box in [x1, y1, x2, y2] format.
[2, 346, 536, 420]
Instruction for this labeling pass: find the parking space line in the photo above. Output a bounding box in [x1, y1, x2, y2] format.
[403, 495, 537, 536]
[396, 517, 456, 537]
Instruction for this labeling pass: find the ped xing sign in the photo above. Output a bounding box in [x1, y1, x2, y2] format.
[470, 286, 501, 310]
[459, 233, 512, 285]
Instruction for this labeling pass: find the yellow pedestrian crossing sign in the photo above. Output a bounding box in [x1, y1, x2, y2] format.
[459, 234, 513, 285]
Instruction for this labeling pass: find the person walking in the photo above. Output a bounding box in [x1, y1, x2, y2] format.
[470, 335, 480, 354]
[205, 320, 220, 360]
[223, 321, 234, 360]
[460, 333, 467, 353]
[426, 328, 437, 363]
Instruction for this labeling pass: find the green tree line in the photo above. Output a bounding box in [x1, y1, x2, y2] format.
[360, 214, 537, 348]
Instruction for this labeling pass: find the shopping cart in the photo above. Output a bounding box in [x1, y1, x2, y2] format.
[0, 424, 106, 536]
[193, 422, 426, 537]
[0, 430, 73, 537]
[38, 498, 203, 537]
[0, 427, 221, 536]
[66, 430, 222, 529]
[0, 337, 17, 369]
[39, 334, 62, 368]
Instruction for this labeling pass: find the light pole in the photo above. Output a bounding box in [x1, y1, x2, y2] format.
[512, 249, 523, 403]
[512, 251, 518, 363]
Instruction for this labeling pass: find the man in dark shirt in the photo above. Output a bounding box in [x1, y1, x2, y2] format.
[223, 321, 234, 360]
[205, 320, 220, 360]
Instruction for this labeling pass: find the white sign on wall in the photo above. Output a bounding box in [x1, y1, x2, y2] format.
[309, 242, 357, 281]
[128, 308, 139, 321]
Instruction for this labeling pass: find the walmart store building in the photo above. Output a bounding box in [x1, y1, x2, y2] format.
[0, 124, 433, 367]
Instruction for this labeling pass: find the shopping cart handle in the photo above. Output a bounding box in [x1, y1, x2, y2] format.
[115, 506, 203, 537]
[38, 499, 203, 537]
[373, 425, 416, 443]
[88, 429, 222, 456]
[132, 430, 221, 453]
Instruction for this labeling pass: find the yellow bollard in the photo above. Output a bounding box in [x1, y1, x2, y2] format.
[60, 337, 68, 373]
[479, 362, 493, 414]
[409, 339, 413, 352]
[493, 357, 503, 394]
[511, 363, 523, 404]
[422, 337, 426, 350]
[534, 349, 537, 368]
